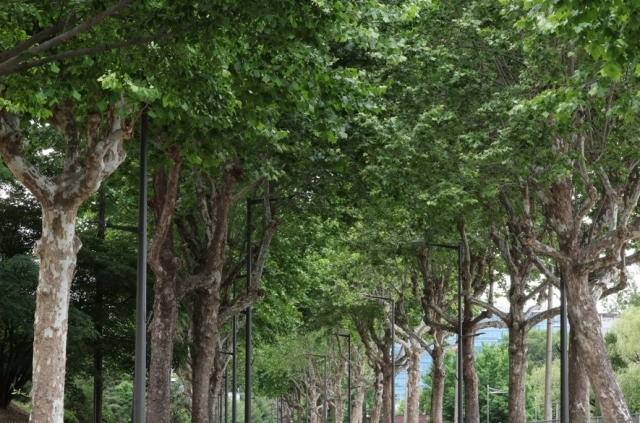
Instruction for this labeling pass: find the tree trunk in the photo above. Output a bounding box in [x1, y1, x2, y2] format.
[569, 319, 590, 423]
[146, 280, 179, 423]
[462, 320, 480, 423]
[29, 205, 81, 423]
[507, 317, 527, 423]
[382, 359, 393, 423]
[352, 384, 366, 423]
[429, 331, 446, 423]
[565, 269, 630, 423]
[405, 345, 421, 423]
[1, 102, 129, 423]
[191, 288, 221, 423]
[146, 158, 183, 423]
[370, 369, 383, 423]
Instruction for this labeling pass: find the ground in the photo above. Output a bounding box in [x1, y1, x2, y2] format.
[0, 404, 29, 422]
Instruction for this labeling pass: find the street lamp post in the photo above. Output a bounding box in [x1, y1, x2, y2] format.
[337, 333, 351, 423]
[486, 386, 508, 423]
[365, 295, 395, 423]
[133, 106, 148, 423]
[560, 272, 569, 423]
[412, 242, 462, 423]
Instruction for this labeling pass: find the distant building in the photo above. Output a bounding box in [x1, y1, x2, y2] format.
[394, 312, 618, 402]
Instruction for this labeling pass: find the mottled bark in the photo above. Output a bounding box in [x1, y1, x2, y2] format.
[566, 270, 629, 422]
[0, 102, 129, 423]
[146, 158, 183, 423]
[429, 331, 446, 423]
[405, 345, 422, 423]
[507, 319, 527, 423]
[191, 288, 221, 423]
[569, 319, 590, 423]
[462, 319, 480, 423]
[30, 205, 80, 423]
[370, 368, 383, 423]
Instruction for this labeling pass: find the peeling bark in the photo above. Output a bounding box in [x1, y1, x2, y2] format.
[569, 319, 590, 423]
[0, 102, 130, 423]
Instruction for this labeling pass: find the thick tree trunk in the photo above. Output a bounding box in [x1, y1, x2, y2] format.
[429, 331, 446, 423]
[370, 369, 383, 423]
[565, 270, 630, 422]
[382, 359, 393, 423]
[146, 281, 179, 423]
[191, 287, 221, 423]
[405, 346, 421, 423]
[1, 102, 129, 423]
[568, 320, 590, 423]
[352, 384, 366, 423]
[332, 360, 347, 423]
[462, 322, 480, 423]
[507, 318, 527, 423]
[30, 205, 81, 423]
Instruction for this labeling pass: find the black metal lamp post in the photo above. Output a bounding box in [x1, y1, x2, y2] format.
[560, 272, 568, 423]
[336, 333, 351, 423]
[413, 242, 463, 423]
[365, 295, 395, 423]
[133, 107, 148, 423]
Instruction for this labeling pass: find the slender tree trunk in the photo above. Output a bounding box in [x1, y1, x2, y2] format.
[30, 205, 81, 423]
[191, 287, 221, 423]
[429, 331, 445, 423]
[508, 317, 527, 423]
[405, 346, 421, 423]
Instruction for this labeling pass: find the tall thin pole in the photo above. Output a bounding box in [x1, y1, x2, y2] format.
[391, 300, 395, 422]
[245, 198, 253, 423]
[232, 299, 237, 423]
[456, 245, 463, 423]
[560, 272, 569, 423]
[133, 106, 148, 423]
[347, 335, 351, 423]
[544, 283, 553, 420]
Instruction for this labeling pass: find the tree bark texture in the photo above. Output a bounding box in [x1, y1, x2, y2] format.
[566, 270, 630, 422]
[462, 320, 480, 423]
[569, 317, 590, 423]
[146, 159, 183, 423]
[370, 367, 383, 423]
[0, 102, 130, 423]
[191, 289, 221, 423]
[405, 344, 422, 423]
[429, 331, 446, 423]
[507, 318, 527, 423]
[30, 205, 81, 423]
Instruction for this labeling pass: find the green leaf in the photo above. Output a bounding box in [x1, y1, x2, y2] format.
[601, 62, 622, 81]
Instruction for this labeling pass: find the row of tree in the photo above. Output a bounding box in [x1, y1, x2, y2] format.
[3, 0, 640, 422]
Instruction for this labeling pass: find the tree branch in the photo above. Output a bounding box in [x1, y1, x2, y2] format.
[0, 0, 134, 76]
